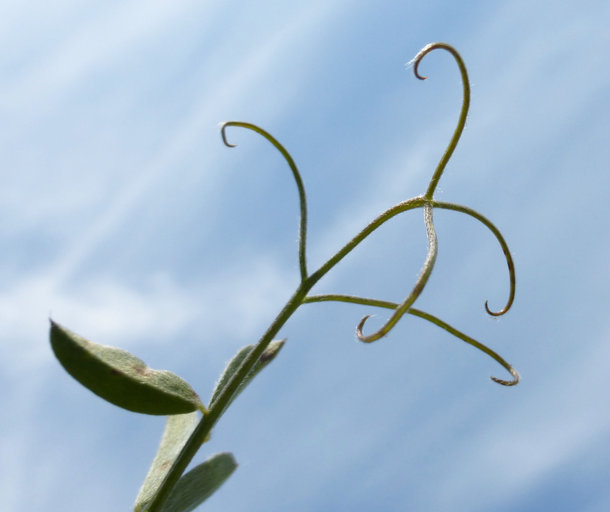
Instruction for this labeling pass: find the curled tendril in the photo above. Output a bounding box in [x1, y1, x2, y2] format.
[314, 43, 515, 383]
[219, 121, 309, 283]
[304, 294, 519, 386]
[356, 203, 437, 342]
[220, 122, 238, 147]
[218, 43, 519, 386]
[410, 43, 470, 200]
[433, 201, 516, 316]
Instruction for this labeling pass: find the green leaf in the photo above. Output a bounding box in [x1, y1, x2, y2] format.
[49, 321, 204, 415]
[160, 452, 237, 512]
[209, 340, 285, 412]
[134, 412, 199, 512]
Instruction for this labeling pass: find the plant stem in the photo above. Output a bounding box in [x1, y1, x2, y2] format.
[145, 157, 515, 508]
[146, 281, 314, 511]
[146, 195, 427, 510]
[146, 207, 399, 510]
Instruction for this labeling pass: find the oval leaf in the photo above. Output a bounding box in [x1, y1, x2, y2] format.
[209, 340, 285, 412]
[50, 320, 204, 415]
[160, 452, 237, 512]
[135, 412, 199, 512]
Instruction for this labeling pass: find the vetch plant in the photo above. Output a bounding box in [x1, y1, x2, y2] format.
[50, 42, 519, 511]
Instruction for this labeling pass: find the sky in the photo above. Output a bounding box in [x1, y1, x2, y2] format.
[1, 0, 610, 511]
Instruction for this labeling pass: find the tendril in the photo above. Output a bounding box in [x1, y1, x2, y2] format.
[432, 201, 515, 316]
[304, 294, 519, 386]
[356, 203, 438, 342]
[217, 44, 518, 388]
[219, 121, 309, 283]
[410, 43, 470, 200]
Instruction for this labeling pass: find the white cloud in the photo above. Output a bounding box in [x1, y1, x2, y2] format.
[3, 0, 351, 288]
[0, 255, 294, 375]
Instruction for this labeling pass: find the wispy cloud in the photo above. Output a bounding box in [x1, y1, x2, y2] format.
[1, 4, 353, 509]
[0, 1, 216, 112]
[3, 1, 610, 511]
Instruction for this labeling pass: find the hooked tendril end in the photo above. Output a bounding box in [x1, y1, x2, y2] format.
[491, 366, 520, 386]
[356, 315, 381, 343]
[219, 122, 237, 148]
[412, 58, 427, 81]
[411, 42, 445, 81]
[485, 300, 509, 317]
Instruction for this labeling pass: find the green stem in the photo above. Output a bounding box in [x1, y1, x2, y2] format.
[146, 42, 507, 507]
[145, 282, 312, 511]
[145, 193, 432, 509]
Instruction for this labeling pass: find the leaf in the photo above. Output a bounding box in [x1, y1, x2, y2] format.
[159, 452, 237, 512]
[49, 320, 204, 415]
[209, 340, 285, 412]
[134, 412, 199, 512]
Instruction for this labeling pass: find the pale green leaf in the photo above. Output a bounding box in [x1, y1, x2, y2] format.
[50, 321, 204, 415]
[134, 412, 199, 512]
[209, 340, 285, 411]
[160, 452, 237, 512]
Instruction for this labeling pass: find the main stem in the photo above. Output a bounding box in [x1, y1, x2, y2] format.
[147, 200, 441, 510]
[146, 278, 317, 511]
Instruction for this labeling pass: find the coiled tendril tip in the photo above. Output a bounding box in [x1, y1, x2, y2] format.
[412, 42, 458, 81]
[219, 122, 237, 148]
[491, 366, 520, 387]
[356, 315, 379, 343]
[485, 299, 509, 317]
[412, 59, 427, 81]
[406, 58, 426, 80]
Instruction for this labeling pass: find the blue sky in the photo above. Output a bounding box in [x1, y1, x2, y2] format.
[2, 1, 610, 510]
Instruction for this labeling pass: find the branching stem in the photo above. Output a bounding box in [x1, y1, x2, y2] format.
[143, 42, 518, 511]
